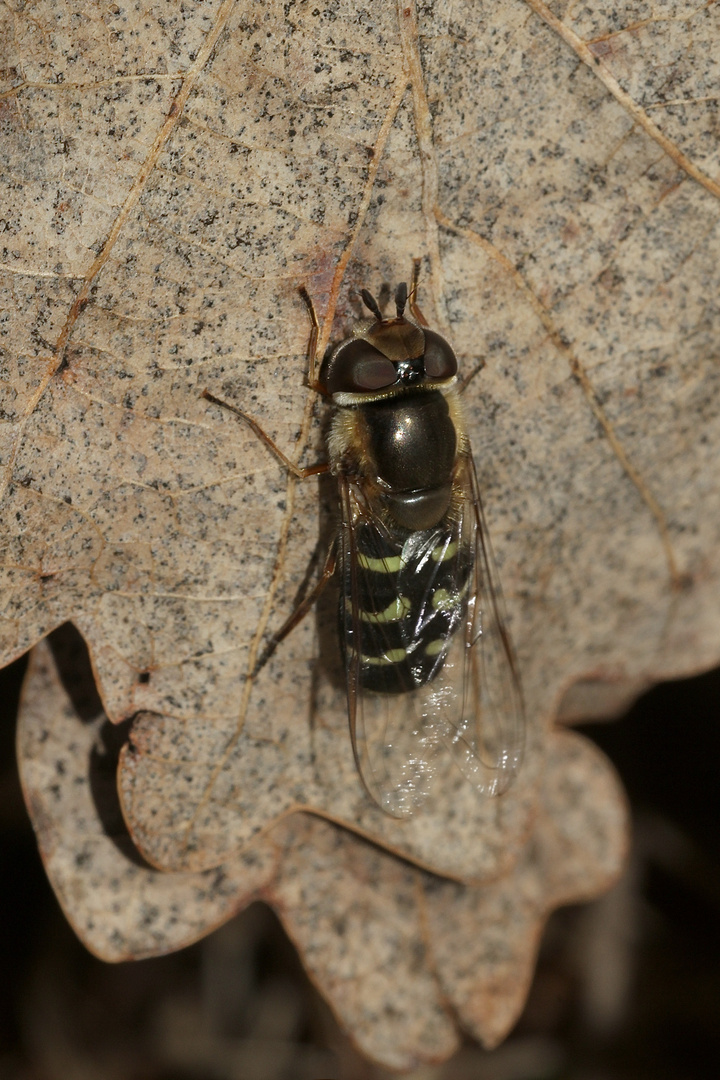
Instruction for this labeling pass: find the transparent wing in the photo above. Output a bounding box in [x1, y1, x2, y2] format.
[338, 452, 524, 818]
[453, 451, 525, 794]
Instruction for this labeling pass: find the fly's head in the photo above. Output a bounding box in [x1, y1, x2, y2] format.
[319, 282, 458, 398]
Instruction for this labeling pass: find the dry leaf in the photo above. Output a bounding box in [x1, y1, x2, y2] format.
[1, 0, 718, 1045]
[18, 637, 626, 1067]
[17, 636, 279, 961]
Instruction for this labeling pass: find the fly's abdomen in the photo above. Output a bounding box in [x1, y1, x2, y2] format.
[341, 523, 471, 695]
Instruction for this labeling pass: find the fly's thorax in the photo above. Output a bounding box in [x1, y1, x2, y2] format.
[327, 381, 464, 531]
[362, 389, 456, 488]
[362, 390, 456, 530]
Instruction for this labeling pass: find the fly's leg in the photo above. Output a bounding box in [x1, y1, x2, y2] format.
[201, 390, 328, 479]
[298, 285, 326, 393]
[408, 257, 430, 327]
[407, 258, 482, 392]
[203, 284, 334, 675]
[202, 285, 329, 477]
[203, 381, 333, 672]
[253, 540, 338, 677]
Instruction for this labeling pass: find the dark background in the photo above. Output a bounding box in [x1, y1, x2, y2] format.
[1, 637, 719, 1080]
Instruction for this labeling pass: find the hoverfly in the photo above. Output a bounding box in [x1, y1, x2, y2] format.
[204, 262, 524, 817]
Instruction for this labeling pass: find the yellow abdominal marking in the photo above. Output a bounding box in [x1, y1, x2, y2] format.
[431, 541, 458, 563]
[432, 579, 470, 610]
[362, 648, 407, 666]
[360, 596, 411, 623]
[425, 639, 447, 657]
[358, 552, 405, 573]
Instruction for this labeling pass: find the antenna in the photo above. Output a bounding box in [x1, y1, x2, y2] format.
[360, 289, 383, 322]
[395, 282, 408, 317]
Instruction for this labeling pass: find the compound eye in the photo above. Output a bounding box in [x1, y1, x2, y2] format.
[423, 329, 458, 379]
[325, 338, 397, 394]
